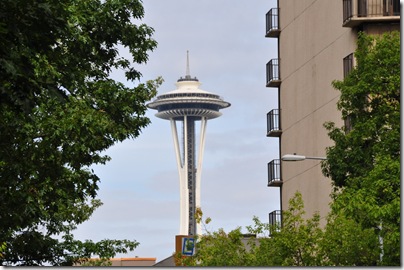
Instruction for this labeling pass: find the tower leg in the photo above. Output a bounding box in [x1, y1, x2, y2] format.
[171, 119, 188, 235]
[195, 117, 207, 235]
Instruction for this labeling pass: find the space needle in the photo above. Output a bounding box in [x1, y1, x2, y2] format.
[147, 52, 230, 236]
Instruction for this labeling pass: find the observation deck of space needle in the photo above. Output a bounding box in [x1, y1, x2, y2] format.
[147, 51, 230, 236]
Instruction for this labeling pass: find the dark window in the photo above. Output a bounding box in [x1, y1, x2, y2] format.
[158, 93, 220, 100]
[158, 103, 221, 112]
[358, 0, 367, 17]
[343, 0, 353, 21]
[392, 0, 400, 15]
[343, 53, 354, 78]
[344, 114, 353, 133]
[387, 0, 400, 16]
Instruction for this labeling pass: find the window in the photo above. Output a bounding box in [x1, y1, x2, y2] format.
[343, 53, 354, 78]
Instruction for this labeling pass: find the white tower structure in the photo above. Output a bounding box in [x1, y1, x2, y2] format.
[147, 52, 230, 236]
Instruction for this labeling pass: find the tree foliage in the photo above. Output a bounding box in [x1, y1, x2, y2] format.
[175, 208, 257, 266]
[319, 213, 379, 266]
[322, 31, 400, 265]
[174, 208, 255, 266]
[178, 193, 326, 266]
[0, 0, 161, 265]
[176, 192, 386, 267]
[260, 192, 323, 266]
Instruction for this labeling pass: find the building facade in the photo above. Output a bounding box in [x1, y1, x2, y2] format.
[265, 0, 400, 226]
[74, 257, 156, 266]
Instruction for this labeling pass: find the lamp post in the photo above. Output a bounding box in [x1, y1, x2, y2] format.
[281, 154, 327, 161]
[278, 153, 326, 225]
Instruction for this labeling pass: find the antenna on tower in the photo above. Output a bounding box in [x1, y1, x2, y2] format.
[177, 51, 198, 82]
[186, 50, 190, 78]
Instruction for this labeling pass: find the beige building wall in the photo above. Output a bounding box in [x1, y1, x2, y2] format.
[270, 0, 399, 224]
[74, 257, 156, 266]
[109, 257, 156, 266]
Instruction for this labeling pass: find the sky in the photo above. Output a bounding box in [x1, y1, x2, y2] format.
[73, 0, 280, 262]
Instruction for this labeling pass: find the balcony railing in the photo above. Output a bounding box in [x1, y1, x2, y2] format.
[265, 8, 280, 38]
[268, 159, 282, 187]
[343, 0, 400, 27]
[266, 109, 281, 137]
[269, 210, 282, 235]
[266, 59, 281, 87]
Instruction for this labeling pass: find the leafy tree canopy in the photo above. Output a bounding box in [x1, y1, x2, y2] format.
[176, 192, 383, 267]
[322, 31, 400, 265]
[0, 0, 162, 265]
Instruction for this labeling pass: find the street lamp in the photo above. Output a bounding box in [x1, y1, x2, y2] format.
[281, 154, 327, 161]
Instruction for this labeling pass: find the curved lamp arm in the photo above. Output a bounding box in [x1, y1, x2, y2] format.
[281, 154, 327, 161]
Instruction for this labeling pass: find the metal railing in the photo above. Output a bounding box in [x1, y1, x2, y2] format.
[266, 8, 280, 37]
[267, 109, 281, 136]
[268, 159, 281, 186]
[269, 210, 282, 235]
[343, 0, 400, 22]
[266, 59, 280, 87]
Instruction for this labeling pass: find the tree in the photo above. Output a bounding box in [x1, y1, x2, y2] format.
[322, 31, 400, 266]
[176, 192, 388, 267]
[0, 0, 162, 265]
[174, 208, 257, 267]
[178, 193, 325, 267]
[319, 213, 380, 266]
[181, 227, 255, 266]
[254, 192, 323, 266]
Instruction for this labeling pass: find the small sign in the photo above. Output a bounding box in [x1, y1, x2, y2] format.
[182, 237, 195, 256]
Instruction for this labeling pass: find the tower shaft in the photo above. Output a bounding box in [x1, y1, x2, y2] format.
[171, 116, 207, 236]
[185, 117, 196, 235]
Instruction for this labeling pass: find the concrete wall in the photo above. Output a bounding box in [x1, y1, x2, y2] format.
[277, 0, 399, 225]
[109, 257, 156, 266]
[278, 0, 357, 224]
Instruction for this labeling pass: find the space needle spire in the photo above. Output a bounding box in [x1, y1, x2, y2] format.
[185, 50, 191, 79]
[147, 53, 230, 236]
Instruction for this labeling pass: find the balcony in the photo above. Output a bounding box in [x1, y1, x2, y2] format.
[266, 59, 281, 87]
[265, 8, 280, 38]
[343, 0, 400, 27]
[268, 159, 282, 187]
[266, 109, 281, 137]
[268, 210, 282, 235]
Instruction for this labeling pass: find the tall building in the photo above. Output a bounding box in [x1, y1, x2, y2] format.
[147, 53, 230, 236]
[265, 0, 400, 226]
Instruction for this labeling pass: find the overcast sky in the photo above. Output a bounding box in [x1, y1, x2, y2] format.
[73, 0, 279, 262]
